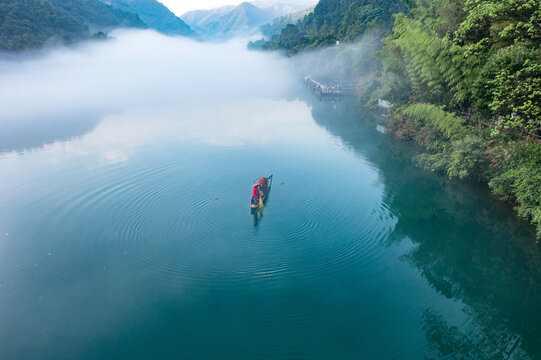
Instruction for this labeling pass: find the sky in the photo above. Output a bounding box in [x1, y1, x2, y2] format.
[159, 0, 245, 16]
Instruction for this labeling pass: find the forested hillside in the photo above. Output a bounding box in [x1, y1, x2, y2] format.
[260, 0, 406, 52]
[264, 0, 541, 239]
[48, 0, 146, 29]
[0, 0, 87, 51]
[0, 0, 147, 51]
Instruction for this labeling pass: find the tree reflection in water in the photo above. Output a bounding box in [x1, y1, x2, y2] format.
[422, 309, 529, 359]
[309, 98, 541, 359]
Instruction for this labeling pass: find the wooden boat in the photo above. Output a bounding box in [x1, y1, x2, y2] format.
[250, 175, 273, 209]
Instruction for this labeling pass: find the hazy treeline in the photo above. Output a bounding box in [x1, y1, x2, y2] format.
[253, 0, 406, 52]
[258, 5, 315, 38]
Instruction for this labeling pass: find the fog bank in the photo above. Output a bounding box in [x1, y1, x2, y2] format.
[0, 30, 300, 152]
[290, 32, 383, 92]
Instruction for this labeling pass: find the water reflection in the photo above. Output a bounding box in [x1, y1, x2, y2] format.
[0, 98, 325, 164]
[252, 208, 264, 228]
[309, 99, 541, 359]
[0, 113, 102, 154]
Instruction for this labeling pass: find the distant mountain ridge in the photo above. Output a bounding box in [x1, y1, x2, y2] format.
[182, 2, 277, 39]
[180, 6, 234, 30]
[250, 0, 316, 17]
[103, 0, 195, 36]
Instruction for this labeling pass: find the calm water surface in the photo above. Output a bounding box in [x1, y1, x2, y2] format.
[1, 34, 540, 359]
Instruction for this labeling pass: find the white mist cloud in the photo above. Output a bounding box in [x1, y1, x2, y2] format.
[0, 30, 331, 162]
[290, 33, 382, 81]
[39, 97, 317, 164]
[0, 30, 294, 122]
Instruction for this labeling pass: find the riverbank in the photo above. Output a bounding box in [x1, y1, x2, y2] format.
[260, 0, 540, 240]
[380, 102, 541, 239]
[355, 0, 541, 241]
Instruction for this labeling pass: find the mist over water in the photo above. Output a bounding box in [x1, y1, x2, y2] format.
[0, 30, 300, 153]
[1, 30, 541, 360]
[290, 33, 382, 81]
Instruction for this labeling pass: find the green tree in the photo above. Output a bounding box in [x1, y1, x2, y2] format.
[261, 0, 407, 53]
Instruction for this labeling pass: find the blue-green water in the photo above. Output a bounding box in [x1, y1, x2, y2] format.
[1, 35, 541, 359]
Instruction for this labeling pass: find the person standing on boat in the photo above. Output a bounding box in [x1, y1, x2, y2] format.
[252, 183, 260, 205]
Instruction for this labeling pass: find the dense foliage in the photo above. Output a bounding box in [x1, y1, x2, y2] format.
[0, 0, 86, 51]
[48, 0, 146, 29]
[260, 0, 407, 53]
[263, 0, 541, 239]
[377, 0, 541, 238]
[0, 0, 146, 51]
[379, 0, 541, 135]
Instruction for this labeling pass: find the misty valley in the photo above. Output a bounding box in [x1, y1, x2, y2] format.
[1, 1, 541, 359]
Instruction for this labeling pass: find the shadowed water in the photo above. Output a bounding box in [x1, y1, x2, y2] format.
[0, 31, 540, 360]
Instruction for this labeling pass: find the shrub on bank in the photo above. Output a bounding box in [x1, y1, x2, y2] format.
[490, 142, 541, 239]
[387, 103, 541, 239]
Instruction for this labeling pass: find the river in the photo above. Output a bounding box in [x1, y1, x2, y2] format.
[0, 31, 540, 359]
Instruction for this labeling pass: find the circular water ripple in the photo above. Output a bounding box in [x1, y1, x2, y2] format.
[42, 152, 397, 291]
[0, 146, 399, 307]
[0, 145, 406, 360]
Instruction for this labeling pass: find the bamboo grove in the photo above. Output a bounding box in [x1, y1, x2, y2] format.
[376, 0, 541, 238]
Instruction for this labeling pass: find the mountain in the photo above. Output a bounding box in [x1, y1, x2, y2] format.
[182, 2, 275, 39]
[250, 0, 316, 17]
[103, 0, 195, 36]
[0, 0, 146, 51]
[48, 0, 146, 30]
[0, 0, 85, 51]
[180, 6, 234, 30]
